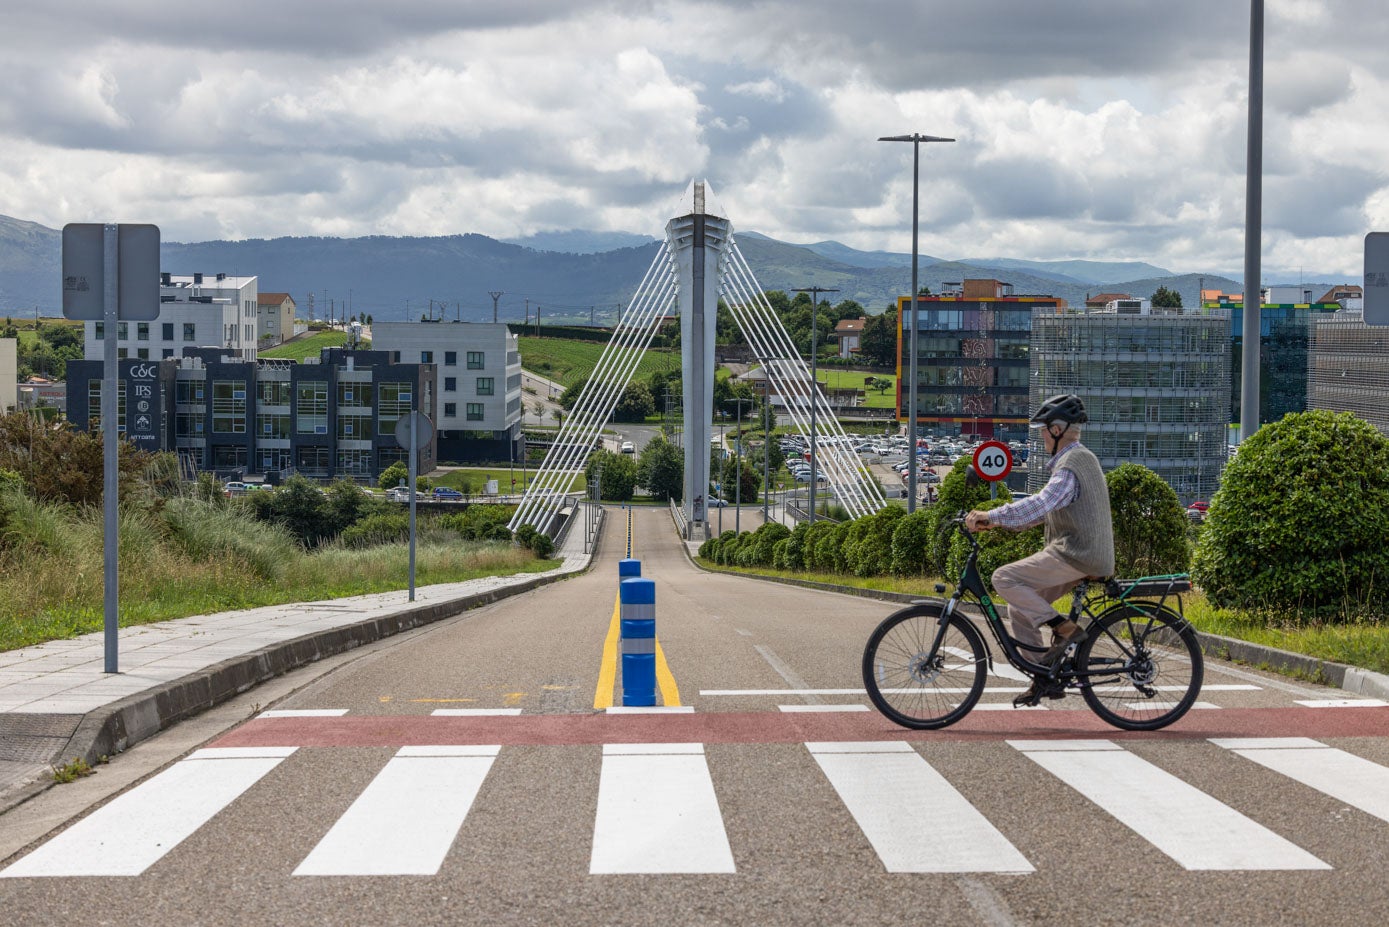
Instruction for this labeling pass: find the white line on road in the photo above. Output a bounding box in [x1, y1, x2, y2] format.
[1, 747, 297, 878]
[431, 708, 524, 716]
[778, 704, 869, 712]
[754, 644, 822, 705]
[1212, 738, 1389, 825]
[294, 745, 500, 876]
[590, 743, 735, 874]
[1010, 740, 1329, 871]
[257, 709, 349, 718]
[807, 741, 1033, 873]
[1294, 699, 1389, 708]
[699, 684, 1261, 697]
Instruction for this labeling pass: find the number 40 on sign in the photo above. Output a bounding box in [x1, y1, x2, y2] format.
[971, 441, 1013, 482]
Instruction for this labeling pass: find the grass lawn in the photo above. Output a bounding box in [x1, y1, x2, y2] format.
[260, 330, 365, 361]
[518, 336, 680, 387]
[813, 370, 897, 409]
[431, 467, 585, 495]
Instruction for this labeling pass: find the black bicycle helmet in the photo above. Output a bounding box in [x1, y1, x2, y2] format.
[1030, 393, 1088, 428]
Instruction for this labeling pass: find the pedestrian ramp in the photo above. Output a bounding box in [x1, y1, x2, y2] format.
[5, 737, 1387, 879]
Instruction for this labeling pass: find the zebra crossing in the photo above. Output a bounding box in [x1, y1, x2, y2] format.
[4, 734, 1388, 880]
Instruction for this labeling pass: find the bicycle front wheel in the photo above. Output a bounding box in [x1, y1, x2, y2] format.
[862, 604, 988, 730]
[1077, 603, 1204, 731]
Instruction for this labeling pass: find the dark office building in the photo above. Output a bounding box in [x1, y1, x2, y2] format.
[896, 279, 1063, 442]
[68, 348, 436, 482]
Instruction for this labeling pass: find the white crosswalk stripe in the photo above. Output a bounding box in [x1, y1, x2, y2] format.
[1211, 737, 1389, 825]
[11, 736, 1389, 879]
[1, 747, 296, 878]
[294, 745, 501, 876]
[1009, 740, 1330, 871]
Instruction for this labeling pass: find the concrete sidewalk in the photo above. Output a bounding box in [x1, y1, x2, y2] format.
[0, 521, 598, 813]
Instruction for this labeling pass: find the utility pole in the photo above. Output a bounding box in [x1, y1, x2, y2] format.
[489, 290, 503, 323]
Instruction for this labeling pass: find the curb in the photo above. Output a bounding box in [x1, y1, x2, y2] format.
[2, 562, 585, 814]
[682, 548, 1389, 702]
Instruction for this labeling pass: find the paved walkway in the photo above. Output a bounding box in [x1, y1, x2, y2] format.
[0, 520, 597, 810]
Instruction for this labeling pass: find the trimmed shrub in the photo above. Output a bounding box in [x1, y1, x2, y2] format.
[529, 533, 554, 559]
[1191, 410, 1389, 619]
[843, 506, 905, 577]
[1106, 462, 1190, 577]
[944, 496, 1044, 591]
[889, 509, 934, 576]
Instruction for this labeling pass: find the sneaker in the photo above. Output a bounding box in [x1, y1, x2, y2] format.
[1012, 677, 1066, 708]
[1040, 619, 1086, 665]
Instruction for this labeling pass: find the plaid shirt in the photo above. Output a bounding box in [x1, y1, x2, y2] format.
[986, 442, 1081, 530]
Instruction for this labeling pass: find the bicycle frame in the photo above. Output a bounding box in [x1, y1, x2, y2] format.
[936, 520, 1193, 683]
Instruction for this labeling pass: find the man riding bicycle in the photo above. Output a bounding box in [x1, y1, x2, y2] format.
[964, 394, 1115, 708]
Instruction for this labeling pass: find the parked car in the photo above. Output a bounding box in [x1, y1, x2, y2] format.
[1187, 501, 1209, 520]
[223, 481, 252, 497]
[386, 487, 416, 502]
[620, 441, 635, 454]
[707, 497, 729, 507]
[432, 486, 464, 500]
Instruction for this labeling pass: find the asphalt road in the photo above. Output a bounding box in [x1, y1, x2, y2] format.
[4, 507, 1389, 926]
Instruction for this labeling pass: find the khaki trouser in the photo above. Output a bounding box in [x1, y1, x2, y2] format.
[990, 547, 1087, 657]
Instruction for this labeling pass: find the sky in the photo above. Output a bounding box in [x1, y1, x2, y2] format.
[1, 0, 1385, 280]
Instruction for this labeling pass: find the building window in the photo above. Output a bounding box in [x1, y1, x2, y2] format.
[507, 373, 522, 391]
[336, 449, 372, 476]
[467, 351, 485, 369]
[377, 381, 412, 436]
[444, 402, 457, 418]
[444, 351, 457, 366]
[136, 348, 149, 360]
[176, 380, 205, 405]
[137, 323, 150, 341]
[211, 380, 247, 434]
[337, 381, 373, 408]
[87, 379, 126, 433]
[95, 322, 105, 340]
[162, 323, 174, 340]
[175, 413, 204, 437]
[258, 413, 290, 439]
[421, 350, 433, 363]
[118, 322, 129, 341]
[117, 348, 128, 359]
[466, 403, 484, 421]
[476, 377, 494, 396]
[296, 382, 329, 434]
[444, 377, 457, 392]
[183, 323, 196, 342]
[258, 381, 292, 405]
[162, 349, 174, 359]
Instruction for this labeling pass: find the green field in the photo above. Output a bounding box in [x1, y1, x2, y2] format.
[812, 370, 897, 409]
[260, 330, 363, 361]
[518, 336, 680, 387]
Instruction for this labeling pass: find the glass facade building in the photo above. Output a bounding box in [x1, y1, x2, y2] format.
[1308, 309, 1389, 437]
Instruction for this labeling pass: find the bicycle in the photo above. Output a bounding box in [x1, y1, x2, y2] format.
[862, 515, 1203, 731]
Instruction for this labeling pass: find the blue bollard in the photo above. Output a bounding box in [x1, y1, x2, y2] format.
[618, 558, 641, 580]
[619, 577, 656, 707]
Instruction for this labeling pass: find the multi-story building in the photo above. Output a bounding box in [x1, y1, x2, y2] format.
[1029, 307, 1230, 504]
[1202, 290, 1341, 425]
[66, 347, 435, 481]
[83, 273, 260, 363]
[370, 321, 523, 464]
[257, 292, 296, 346]
[1308, 308, 1389, 436]
[896, 279, 1063, 442]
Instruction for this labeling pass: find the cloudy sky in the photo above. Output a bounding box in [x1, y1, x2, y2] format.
[1, 0, 1385, 279]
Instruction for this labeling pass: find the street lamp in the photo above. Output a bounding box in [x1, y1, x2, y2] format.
[792, 286, 838, 524]
[731, 397, 753, 533]
[762, 396, 771, 522]
[879, 132, 955, 512]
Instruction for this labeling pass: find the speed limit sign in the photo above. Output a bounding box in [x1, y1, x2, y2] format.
[972, 441, 1013, 481]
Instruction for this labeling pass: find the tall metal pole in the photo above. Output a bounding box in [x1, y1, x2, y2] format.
[101, 225, 119, 673]
[793, 286, 838, 523]
[1240, 0, 1264, 445]
[880, 133, 954, 511]
[762, 397, 770, 522]
[732, 397, 751, 533]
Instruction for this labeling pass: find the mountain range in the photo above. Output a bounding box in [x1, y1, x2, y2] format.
[0, 213, 1345, 326]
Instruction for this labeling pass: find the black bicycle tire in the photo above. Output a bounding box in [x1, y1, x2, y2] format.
[861, 604, 988, 730]
[1077, 603, 1204, 731]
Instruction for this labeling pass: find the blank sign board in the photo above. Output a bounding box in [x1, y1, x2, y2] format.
[62, 223, 161, 321]
[1366, 232, 1389, 326]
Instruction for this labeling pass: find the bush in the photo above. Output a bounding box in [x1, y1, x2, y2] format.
[529, 533, 554, 559]
[340, 512, 410, 549]
[889, 509, 934, 576]
[928, 460, 993, 572]
[843, 506, 905, 578]
[515, 523, 538, 550]
[586, 450, 637, 501]
[781, 523, 810, 571]
[1192, 410, 1389, 619]
[745, 522, 791, 567]
[1106, 462, 1190, 577]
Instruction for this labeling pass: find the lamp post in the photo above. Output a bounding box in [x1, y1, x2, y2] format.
[731, 397, 752, 533]
[718, 417, 725, 535]
[879, 132, 955, 512]
[792, 286, 838, 523]
[762, 396, 770, 522]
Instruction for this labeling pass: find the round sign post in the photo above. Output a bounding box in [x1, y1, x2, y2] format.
[972, 440, 1013, 500]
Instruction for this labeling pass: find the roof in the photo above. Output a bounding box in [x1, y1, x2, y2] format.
[1085, 292, 1133, 306]
[1317, 285, 1362, 303]
[834, 318, 866, 333]
[258, 292, 295, 306]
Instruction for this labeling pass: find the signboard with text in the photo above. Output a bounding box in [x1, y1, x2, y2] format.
[122, 360, 163, 450]
[971, 441, 1013, 482]
[1366, 232, 1389, 326]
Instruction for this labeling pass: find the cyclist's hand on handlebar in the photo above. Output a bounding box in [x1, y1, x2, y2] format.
[964, 510, 992, 532]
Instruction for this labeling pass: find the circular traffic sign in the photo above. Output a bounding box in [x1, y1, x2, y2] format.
[972, 441, 1013, 481]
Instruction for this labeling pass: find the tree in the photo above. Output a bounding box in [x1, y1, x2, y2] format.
[718, 455, 758, 504]
[0, 411, 149, 506]
[637, 434, 683, 502]
[858, 310, 898, 368]
[585, 449, 637, 501]
[559, 378, 586, 411]
[1106, 463, 1190, 576]
[1151, 286, 1182, 308]
[613, 381, 656, 422]
[1191, 411, 1389, 619]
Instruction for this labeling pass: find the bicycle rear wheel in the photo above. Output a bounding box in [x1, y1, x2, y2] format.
[1076, 603, 1203, 731]
[862, 604, 988, 730]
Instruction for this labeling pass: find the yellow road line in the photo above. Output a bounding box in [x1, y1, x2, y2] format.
[655, 639, 681, 707]
[594, 595, 621, 710]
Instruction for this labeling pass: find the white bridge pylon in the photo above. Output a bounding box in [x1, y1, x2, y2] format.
[509, 181, 886, 537]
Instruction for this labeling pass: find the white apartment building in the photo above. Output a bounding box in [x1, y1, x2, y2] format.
[83, 272, 260, 363]
[370, 321, 523, 463]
